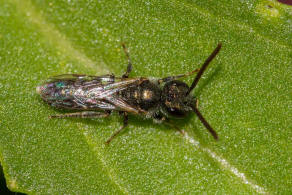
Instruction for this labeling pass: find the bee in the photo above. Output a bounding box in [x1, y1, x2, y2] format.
[37, 43, 222, 144]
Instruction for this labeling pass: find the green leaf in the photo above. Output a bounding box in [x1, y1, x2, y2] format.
[0, 0, 291, 194]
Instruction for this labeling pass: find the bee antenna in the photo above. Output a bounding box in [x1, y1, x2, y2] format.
[191, 105, 218, 140]
[187, 43, 222, 95]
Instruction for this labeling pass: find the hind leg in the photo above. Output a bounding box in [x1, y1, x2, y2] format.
[49, 111, 110, 119]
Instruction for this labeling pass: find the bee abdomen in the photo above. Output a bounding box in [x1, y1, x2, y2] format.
[36, 81, 79, 108]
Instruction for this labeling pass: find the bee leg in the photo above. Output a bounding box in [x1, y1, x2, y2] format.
[158, 68, 200, 84]
[49, 111, 110, 119]
[105, 112, 129, 144]
[163, 118, 186, 135]
[121, 43, 133, 78]
[154, 115, 185, 135]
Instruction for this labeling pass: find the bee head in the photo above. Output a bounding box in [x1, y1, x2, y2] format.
[161, 80, 195, 118]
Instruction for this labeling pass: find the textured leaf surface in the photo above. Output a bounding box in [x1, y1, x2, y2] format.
[0, 0, 291, 194]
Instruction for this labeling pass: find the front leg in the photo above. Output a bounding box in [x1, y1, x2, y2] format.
[153, 113, 185, 135]
[163, 118, 186, 136]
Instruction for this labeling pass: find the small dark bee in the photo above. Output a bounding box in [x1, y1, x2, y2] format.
[37, 43, 222, 144]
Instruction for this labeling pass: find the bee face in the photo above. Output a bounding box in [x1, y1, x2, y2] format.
[161, 80, 194, 118]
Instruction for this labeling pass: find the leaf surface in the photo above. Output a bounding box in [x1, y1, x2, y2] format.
[0, 0, 291, 194]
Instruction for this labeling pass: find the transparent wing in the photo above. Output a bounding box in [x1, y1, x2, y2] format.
[40, 73, 145, 114]
[48, 74, 118, 83]
[72, 77, 146, 114]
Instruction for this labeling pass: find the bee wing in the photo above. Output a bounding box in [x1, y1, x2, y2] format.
[96, 78, 145, 114]
[48, 74, 118, 83]
[108, 97, 141, 114]
[74, 77, 146, 114]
